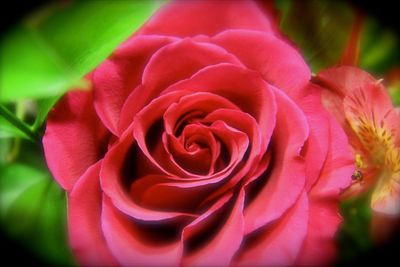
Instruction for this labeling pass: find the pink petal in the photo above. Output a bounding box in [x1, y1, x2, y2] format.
[212, 30, 311, 99]
[321, 88, 348, 130]
[297, 85, 331, 191]
[163, 63, 276, 132]
[310, 116, 354, 199]
[163, 92, 240, 136]
[43, 90, 109, 191]
[317, 66, 376, 97]
[243, 88, 309, 233]
[134, 119, 250, 186]
[68, 161, 117, 266]
[138, 0, 273, 37]
[93, 35, 177, 135]
[200, 108, 273, 202]
[296, 199, 341, 266]
[343, 82, 395, 129]
[183, 189, 245, 267]
[371, 174, 400, 215]
[119, 39, 242, 131]
[130, 174, 214, 213]
[102, 197, 183, 267]
[100, 125, 195, 221]
[132, 90, 189, 177]
[236, 191, 308, 266]
[167, 124, 216, 175]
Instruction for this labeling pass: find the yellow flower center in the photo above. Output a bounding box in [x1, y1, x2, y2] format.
[353, 116, 399, 174]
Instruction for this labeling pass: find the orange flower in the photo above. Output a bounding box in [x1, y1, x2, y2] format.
[316, 66, 400, 215]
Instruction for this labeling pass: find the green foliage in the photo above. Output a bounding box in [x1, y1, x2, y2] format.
[278, 0, 354, 72]
[0, 144, 74, 266]
[0, 116, 28, 139]
[389, 83, 400, 106]
[0, 0, 161, 102]
[337, 193, 373, 263]
[0, 104, 39, 142]
[33, 96, 61, 131]
[360, 19, 400, 75]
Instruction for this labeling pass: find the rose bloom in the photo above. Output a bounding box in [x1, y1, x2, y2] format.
[43, 1, 354, 266]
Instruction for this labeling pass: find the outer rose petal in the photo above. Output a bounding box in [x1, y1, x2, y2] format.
[183, 190, 245, 267]
[68, 161, 117, 267]
[298, 116, 353, 266]
[212, 30, 311, 99]
[297, 85, 331, 191]
[102, 197, 183, 267]
[43, 89, 108, 191]
[236, 191, 308, 266]
[310, 116, 354, 199]
[244, 88, 308, 233]
[296, 199, 341, 266]
[138, 0, 274, 37]
[93, 35, 177, 135]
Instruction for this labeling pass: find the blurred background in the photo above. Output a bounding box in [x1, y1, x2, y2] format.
[1, 0, 399, 266]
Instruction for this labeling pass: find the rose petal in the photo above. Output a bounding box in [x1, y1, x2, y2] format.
[297, 114, 354, 265]
[167, 124, 216, 175]
[164, 63, 276, 131]
[236, 191, 308, 266]
[133, 90, 193, 177]
[297, 85, 331, 191]
[212, 30, 311, 99]
[43, 90, 109, 191]
[183, 189, 245, 267]
[310, 116, 354, 199]
[135, 120, 250, 188]
[133, 90, 250, 179]
[138, 0, 273, 37]
[163, 92, 240, 136]
[130, 174, 220, 213]
[93, 35, 177, 135]
[244, 88, 309, 234]
[296, 199, 342, 266]
[118, 39, 242, 131]
[100, 125, 196, 221]
[102, 197, 183, 267]
[199, 108, 274, 203]
[68, 161, 117, 267]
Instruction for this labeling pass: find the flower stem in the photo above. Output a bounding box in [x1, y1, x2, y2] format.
[0, 104, 40, 143]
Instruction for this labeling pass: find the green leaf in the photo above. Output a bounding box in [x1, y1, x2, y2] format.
[33, 96, 61, 131]
[0, 138, 13, 163]
[0, 163, 74, 266]
[278, 0, 354, 72]
[0, 104, 39, 142]
[0, 0, 162, 102]
[0, 163, 46, 218]
[0, 116, 28, 139]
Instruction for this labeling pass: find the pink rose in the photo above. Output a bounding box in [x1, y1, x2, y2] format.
[43, 1, 354, 266]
